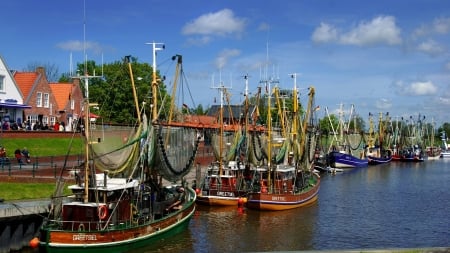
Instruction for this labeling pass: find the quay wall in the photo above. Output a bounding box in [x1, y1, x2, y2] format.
[0, 200, 49, 253]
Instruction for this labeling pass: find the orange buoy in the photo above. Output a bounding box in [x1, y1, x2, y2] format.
[261, 186, 267, 193]
[29, 237, 39, 248]
[98, 205, 108, 220]
[195, 188, 201, 195]
[238, 197, 244, 206]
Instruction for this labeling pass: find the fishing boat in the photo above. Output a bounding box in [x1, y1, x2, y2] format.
[33, 44, 199, 252]
[196, 75, 253, 206]
[246, 74, 320, 211]
[440, 132, 450, 158]
[392, 115, 425, 162]
[366, 112, 392, 165]
[326, 104, 368, 169]
[425, 119, 440, 160]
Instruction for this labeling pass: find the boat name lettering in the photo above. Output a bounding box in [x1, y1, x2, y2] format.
[271, 196, 286, 201]
[217, 191, 235, 197]
[73, 234, 97, 241]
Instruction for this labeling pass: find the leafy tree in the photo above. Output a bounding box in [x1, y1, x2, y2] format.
[319, 114, 339, 135]
[193, 104, 205, 115]
[73, 58, 169, 124]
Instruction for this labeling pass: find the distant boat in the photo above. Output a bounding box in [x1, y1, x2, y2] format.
[390, 115, 425, 162]
[196, 75, 253, 206]
[365, 112, 392, 165]
[440, 132, 450, 158]
[246, 76, 320, 211]
[326, 104, 368, 169]
[426, 119, 441, 160]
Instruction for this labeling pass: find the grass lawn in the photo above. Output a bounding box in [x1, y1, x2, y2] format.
[0, 137, 81, 201]
[0, 137, 83, 157]
[0, 182, 71, 201]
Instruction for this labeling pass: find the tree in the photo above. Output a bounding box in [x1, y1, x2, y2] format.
[73, 58, 169, 124]
[25, 62, 60, 82]
[319, 114, 339, 135]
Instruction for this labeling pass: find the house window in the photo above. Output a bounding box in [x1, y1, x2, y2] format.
[36, 92, 42, 107]
[71, 99, 75, 110]
[44, 93, 49, 108]
[0, 75, 4, 92]
[27, 115, 38, 124]
[50, 116, 56, 126]
[42, 116, 48, 125]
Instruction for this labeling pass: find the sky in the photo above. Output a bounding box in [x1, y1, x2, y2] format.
[2, 0, 450, 127]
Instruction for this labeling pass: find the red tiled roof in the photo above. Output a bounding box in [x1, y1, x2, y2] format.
[49, 83, 73, 111]
[14, 72, 38, 99]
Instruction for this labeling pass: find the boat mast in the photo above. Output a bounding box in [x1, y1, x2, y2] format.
[266, 78, 272, 191]
[126, 56, 141, 124]
[79, 0, 102, 203]
[146, 42, 165, 122]
[212, 72, 230, 176]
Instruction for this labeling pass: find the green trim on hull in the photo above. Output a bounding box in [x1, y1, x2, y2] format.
[39, 207, 194, 253]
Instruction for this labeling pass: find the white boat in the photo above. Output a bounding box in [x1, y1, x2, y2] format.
[440, 132, 450, 158]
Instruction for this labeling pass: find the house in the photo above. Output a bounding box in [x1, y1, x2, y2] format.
[49, 78, 84, 131]
[14, 67, 59, 130]
[0, 54, 31, 130]
[14, 67, 85, 131]
[207, 104, 258, 125]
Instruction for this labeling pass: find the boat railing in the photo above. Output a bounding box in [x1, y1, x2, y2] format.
[47, 218, 139, 232]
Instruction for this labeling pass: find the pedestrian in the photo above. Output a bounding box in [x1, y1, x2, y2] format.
[14, 148, 22, 164]
[21, 147, 30, 163]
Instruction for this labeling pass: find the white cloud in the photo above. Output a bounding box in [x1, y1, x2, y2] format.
[409, 81, 438, 95]
[394, 80, 438, 96]
[311, 22, 338, 43]
[413, 17, 450, 37]
[375, 98, 392, 110]
[56, 40, 103, 54]
[214, 49, 241, 69]
[416, 39, 445, 56]
[258, 22, 270, 32]
[185, 36, 212, 46]
[340, 16, 402, 46]
[311, 16, 402, 46]
[182, 9, 246, 38]
[433, 17, 450, 34]
[438, 97, 450, 105]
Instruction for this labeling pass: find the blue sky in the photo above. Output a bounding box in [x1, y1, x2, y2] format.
[2, 0, 450, 126]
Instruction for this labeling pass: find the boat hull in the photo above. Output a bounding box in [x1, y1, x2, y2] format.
[368, 156, 392, 165]
[246, 174, 320, 211]
[38, 188, 196, 253]
[196, 194, 242, 206]
[440, 151, 450, 158]
[328, 151, 368, 168]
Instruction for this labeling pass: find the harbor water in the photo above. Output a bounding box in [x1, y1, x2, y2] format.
[127, 159, 450, 253]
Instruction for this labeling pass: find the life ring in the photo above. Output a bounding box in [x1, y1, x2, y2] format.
[78, 223, 85, 231]
[98, 205, 108, 220]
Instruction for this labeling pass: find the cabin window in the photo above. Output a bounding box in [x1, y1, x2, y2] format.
[36, 92, 42, 107]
